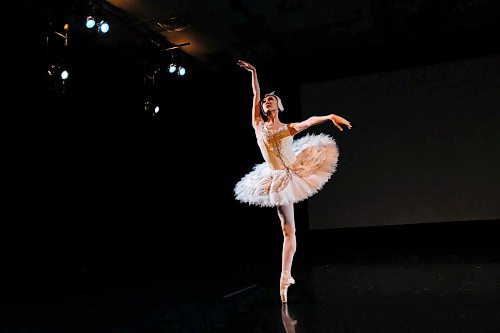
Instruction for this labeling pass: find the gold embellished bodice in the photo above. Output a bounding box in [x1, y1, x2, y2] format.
[257, 123, 296, 170]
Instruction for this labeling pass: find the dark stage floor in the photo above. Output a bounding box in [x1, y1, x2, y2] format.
[2, 223, 500, 333]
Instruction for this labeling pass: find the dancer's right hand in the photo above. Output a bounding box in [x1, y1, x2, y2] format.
[237, 60, 256, 72]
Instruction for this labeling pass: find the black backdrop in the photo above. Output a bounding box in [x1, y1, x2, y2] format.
[301, 54, 500, 229]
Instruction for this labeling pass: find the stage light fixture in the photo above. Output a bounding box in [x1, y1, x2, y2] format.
[47, 64, 69, 80]
[98, 21, 110, 34]
[60, 70, 69, 80]
[168, 63, 177, 73]
[178, 66, 186, 76]
[144, 99, 160, 115]
[86, 16, 96, 29]
[46, 64, 70, 94]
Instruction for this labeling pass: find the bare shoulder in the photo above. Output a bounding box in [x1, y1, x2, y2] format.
[287, 122, 302, 136]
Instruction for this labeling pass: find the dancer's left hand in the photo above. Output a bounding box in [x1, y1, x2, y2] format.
[331, 115, 352, 131]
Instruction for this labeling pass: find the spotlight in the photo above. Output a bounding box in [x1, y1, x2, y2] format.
[47, 64, 69, 80]
[86, 16, 96, 29]
[60, 70, 69, 80]
[168, 63, 177, 73]
[144, 96, 161, 116]
[178, 66, 186, 76]
[98, 21, 109, 34]
[46, 64, 69, 94]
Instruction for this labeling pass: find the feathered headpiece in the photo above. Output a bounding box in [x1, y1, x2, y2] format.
[262, 91, 284, 112]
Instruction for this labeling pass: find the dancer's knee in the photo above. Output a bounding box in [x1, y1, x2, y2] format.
[282, 223, 296, 237]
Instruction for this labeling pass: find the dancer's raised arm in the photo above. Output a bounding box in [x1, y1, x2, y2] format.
[237, 60, 261, 128]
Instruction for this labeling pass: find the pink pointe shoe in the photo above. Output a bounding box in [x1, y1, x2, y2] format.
[280, 270, 295, 303]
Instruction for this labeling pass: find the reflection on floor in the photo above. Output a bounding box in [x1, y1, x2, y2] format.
[2, 221, 500, 332]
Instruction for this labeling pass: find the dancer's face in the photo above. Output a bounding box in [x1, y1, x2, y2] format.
[262, 95, 278, 113]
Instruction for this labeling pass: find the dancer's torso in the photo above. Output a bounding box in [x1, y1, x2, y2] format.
[256, 123, 296, 170]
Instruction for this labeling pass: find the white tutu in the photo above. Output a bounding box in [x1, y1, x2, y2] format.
[235, 132, 339, 207]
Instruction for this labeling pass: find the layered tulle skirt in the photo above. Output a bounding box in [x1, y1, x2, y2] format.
[234, 133, 339, 207]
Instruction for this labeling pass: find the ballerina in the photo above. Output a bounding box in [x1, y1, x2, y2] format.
[235, 60, 352, 303]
